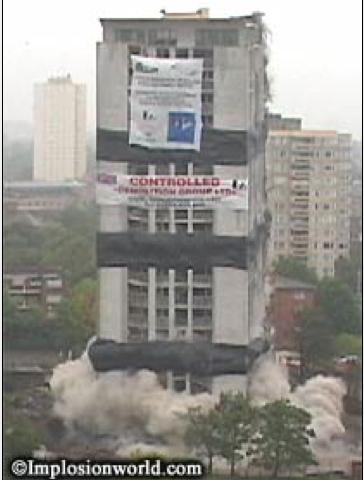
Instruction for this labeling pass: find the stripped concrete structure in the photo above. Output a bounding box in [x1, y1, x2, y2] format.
[93, 9, 269, 394]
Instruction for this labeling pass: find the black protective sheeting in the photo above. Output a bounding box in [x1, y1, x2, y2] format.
[88, 338, 269, 375]
[97, 128, 249, 166]
[97, 232, 247, 269]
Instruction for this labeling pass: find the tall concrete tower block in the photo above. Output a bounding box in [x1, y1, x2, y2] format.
[33, 75, 87, 182]
[95, 11, 269, 394]
[266, 129, 352, 277]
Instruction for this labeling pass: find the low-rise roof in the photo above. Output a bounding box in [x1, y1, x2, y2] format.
[273, 275, 316, 291]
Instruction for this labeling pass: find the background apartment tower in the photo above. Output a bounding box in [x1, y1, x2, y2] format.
[266, 129, 352, 277]
[33, 75, 87, 182]
[96, 10, 268, 393]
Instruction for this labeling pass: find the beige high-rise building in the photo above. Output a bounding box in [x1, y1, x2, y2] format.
[33, 75, 87, 182]
[266, 130, 351, 278]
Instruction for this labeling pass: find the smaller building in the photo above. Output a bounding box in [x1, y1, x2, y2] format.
[351, 460, 362, 480]
[267, 275, 316, 351]
[266, 112, 302, 131]
[3, 181, 92, 223]
[4, 267, 65, 319]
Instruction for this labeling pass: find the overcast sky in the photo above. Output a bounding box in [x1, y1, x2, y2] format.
[3, 0, 362, 139]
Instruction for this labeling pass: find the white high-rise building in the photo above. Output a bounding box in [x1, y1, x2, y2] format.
[33, 75, 87, 182]
[266, 130, 352, 277]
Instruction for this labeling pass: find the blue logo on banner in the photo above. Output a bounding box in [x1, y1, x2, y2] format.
[167, 112, 196, 144]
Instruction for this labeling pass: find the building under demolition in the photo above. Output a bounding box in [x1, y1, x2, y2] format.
[90, 9, 269, 394]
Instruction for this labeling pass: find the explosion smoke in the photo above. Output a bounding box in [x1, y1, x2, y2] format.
[248, 355, 348, 461]
[50, 351, 349, 463]
[50, 352, 214, 454]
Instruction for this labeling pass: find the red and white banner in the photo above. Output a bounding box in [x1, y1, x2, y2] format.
[97, 174, 248, 210]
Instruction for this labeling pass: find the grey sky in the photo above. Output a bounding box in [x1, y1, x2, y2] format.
[4, 0, 363, 139]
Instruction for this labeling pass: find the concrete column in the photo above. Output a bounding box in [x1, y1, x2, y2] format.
[187, 162, 193, 234]
[98, 161, 128, 342]
[187, 269, 193, 340]
[169, 163, 176, 233]
[148, 268, 156, 340]
[168, 269, 175, 340]
[212, 374, 247, 395]
[213, 267, 249, 345]
[166, 371, 173, 390]
[99, 267, 128, 342]
[149, 164, 156, 233]
[185, 373, 191, 394]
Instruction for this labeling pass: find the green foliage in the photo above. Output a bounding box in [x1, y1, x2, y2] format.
[252, 400, 316, 478]
[40, 205, 97, 286]
[273, 256, 361, 373]
[4, 204, 97, 287]
[3, 279, 96, 353]
[3, 139, 33, 181]
[3, 394, 43, 478]
[317, 278, 361, 335]
[129, 448, 167, 461]
[182, 395, 316, 478]
[335, 333, 362, 358]
[214, 392, 257, 476]
[3, 289, 21, 323]
[3, 221, 46, 267]
[184, 406, 220, 474]
[297, 307, 336, 379]
[273, 257, 318, 285]
[54, 278, 97, 350]
[335, 256, 361, 293]
[4, 305, 46, 350]
[69, 278, 98, 331]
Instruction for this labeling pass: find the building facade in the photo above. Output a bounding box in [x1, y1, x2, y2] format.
[266, 130, 352, 277]
[267, 275, 316, 351]
[266, 112, 302, 132]
[4, 267, 64, 319]
[3, 181, 90, 221]
[96, 10, 268, 393]
[350, 177, 362, 258]
[33, 75, 87, 182]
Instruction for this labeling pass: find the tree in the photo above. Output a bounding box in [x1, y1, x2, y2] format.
[214, 392, 257, 476]
[335, 333, 362, 358]
[3, 394, 43, 479]
[183, 406, 219, 474]
[54, 278, 97, 352]
[335, 256, 361, 294]
[3, 138, 33, 181]
[40, 205, 97, 286]
[296, 307, 336, 380]
[317, 278, 361, 335]
[68, 278, 98, 333]
[252, 400, 316, 478]
[3, 280, 96, 353]
[273, 257, 318, 285]
[4, 204, 97, 287]
[3, 288, 21, 323]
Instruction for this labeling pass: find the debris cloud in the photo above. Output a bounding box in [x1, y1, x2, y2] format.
[50, 351, 350, 464]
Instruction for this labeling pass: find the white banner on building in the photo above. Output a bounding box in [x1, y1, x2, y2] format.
[129, 56, 203, 151]
[97, 173, 248, 210]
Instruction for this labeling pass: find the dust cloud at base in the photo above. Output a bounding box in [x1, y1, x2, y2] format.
[50, 350, 354, 464]
[248, 355, 350, 464]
